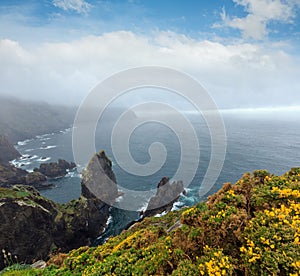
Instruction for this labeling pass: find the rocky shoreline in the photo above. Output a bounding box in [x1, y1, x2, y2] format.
[0, 151, 118, 270]
[0, 134, 186, 270]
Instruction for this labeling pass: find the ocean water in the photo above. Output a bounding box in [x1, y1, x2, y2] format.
[12, 109, 300, 242]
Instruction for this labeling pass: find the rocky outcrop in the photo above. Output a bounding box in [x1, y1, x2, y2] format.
[34, 159, 76, 178]
[0, 163, 53, 190]
[0, 185, 59, 269]
[143, 177, 185, 217]
[81, 150, 118, 205]
[54, 150, 118, 251]
[0, 163, 27, 187]
[0, 135, 21, 163]
[0, 150, 118, 270]
[25, 172, 53, 190]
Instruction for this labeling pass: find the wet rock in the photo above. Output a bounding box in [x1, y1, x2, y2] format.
[144, 177, 184, 217]
[34, 159, 76, 178]
[25, 172, 53, 190]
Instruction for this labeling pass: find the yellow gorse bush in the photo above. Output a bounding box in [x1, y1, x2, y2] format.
[240, 172, 300, 275]
[2, 168, 300, 275]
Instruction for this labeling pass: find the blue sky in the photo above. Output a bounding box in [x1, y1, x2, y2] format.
[1, 0, 300, 43]
[0, 0, 300, 108]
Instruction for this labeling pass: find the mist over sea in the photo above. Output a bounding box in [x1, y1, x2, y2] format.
[12, 108, 300, 241]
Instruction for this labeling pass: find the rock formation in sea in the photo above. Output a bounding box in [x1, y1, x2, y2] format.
[0, 150, 118, 270]
[34, 159, 76, 178]
[143, 176, 185, 217]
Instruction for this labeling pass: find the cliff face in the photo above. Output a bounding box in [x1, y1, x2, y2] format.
[0, 135, 20, 163]
[0, 96, 75, 143]
[0, 151, 117, 270]
[0, 185, 59, 268]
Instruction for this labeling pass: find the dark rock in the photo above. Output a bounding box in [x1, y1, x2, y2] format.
[0, 163, 27, 187]
[0, 185, 59, 269]
[81, 150, 117, 205]
[144, 177, 184, 217]
[34, 159, 76, 178]
[26, 172, 47, 185]
[0, 164, 52, 190]
[0, 150, 118, 270]
[0, 135, 21, 163]
[25, 172, 53, 190]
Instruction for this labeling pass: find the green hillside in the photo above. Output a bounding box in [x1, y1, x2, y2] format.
[2, 168, 300, 276]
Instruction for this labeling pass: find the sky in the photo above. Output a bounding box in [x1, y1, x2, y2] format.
[0, 0, 300, 108]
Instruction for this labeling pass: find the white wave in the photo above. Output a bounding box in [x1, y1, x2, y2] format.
[13, 161, 31, 167]
[36, 133, 50, 139]
[105, 214, 113, 227]
[115, 193, 124, 203]
[171, 201, 184, 211]
[19, 154, 38, 160]
[154, 211, 167, 217]
[28, 155, 38, 160]
[10, 160, 19, 167]
[59, 127, 72, 134]
[66, 170, 80, 178]
[17, 139, 31, 146]
[39, 137, 51, 141]
[20, 154, 30, 159]
[25, 148, 35, 152]
[40, 145, 57, 150]
[20, 154, 38, 160]
[37, 157, 51, 162]
[184, 188, 193, 193]
[137, 201, 149, 212]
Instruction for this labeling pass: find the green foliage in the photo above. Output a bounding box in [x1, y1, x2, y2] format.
[2, 168, 300, 275]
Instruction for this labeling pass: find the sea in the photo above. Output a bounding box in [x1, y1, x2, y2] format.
[11, 107, 300, 243]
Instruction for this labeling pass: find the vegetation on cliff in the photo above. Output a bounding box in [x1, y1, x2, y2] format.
[0, 151, 118, 271]
[2, 168, 300, 275]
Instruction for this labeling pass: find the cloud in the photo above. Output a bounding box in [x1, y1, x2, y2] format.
[220, 0, 299, 40]
[0, 31, 299, 108]
[53, 0, 92, 14]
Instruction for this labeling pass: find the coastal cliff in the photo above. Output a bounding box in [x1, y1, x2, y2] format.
[0, 151, 117, 270]
[0, 135, 21, 164]
[0, 96, 75, 143]
[2, 168, 299, 275]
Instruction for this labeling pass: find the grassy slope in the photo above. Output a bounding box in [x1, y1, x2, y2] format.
[2, 168, 300, 275]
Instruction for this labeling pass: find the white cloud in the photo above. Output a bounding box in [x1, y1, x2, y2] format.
[53, 0, 92, 14]
[0, 31, 299, 108]
[221, 0, 299, 39]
